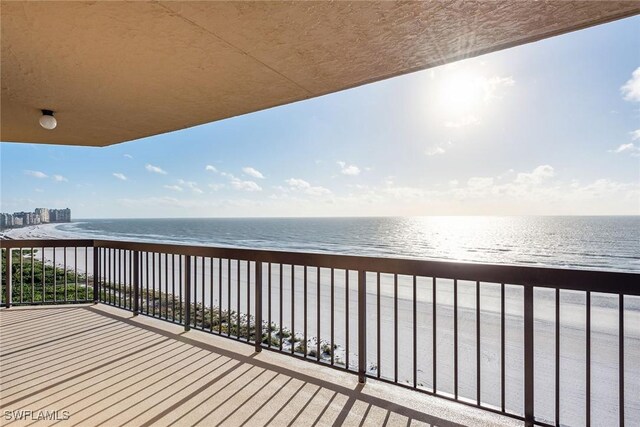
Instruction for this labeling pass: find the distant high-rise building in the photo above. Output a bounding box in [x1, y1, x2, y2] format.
[0, 207, 71, 229]
[35, 208, 50, 223]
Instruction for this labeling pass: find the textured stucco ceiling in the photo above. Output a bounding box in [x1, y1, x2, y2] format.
[1, 1, 639, 147]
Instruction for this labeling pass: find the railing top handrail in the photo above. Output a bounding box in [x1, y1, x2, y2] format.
[2, 238, 638, 295]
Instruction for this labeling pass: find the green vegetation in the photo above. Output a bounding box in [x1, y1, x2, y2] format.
[1, 248, 92, 304]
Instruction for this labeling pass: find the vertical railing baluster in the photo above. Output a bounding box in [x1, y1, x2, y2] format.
[93, 247, 99, 303]
[236, 259, 240, 338]
[255, 261, 262, 352]
[53, 248, 56, 303]
[4, 248, 11, 308]
[146, 252, 150, 314]
[454, 278, 458, 399]
[291, 265, 295, 355]
[501, 283, 506, 413]
[218, 258, 222, 334]
[119, 249, 122, 307]
[179, 255, 183, 322]
[317, 267, 321, 362]
[210, 257, 214, 331]
[184, 255, 191, 331]
[394, 273, 398, 383]
[268, 263, 272, 347]
[331, 268, 335, 365]
[51, 247, 58, 303]
[44, 247, 48, 303]
[31, 248, 34, 303]
[477, 281, 481, 406]
[20, 248, 23, 304]
[227, 258, 231, 337]
[172, 254, 176, 322]
[86, 247, 89, 302]
[556, 288, 560, 427]
[247, 261, 251, 341]
[377, 272, 381, 379]
[433, 277, 437, 394]
[346, 270, 350, 369]
[304, 265, 308, 357]
[63, 247, 69, 302]
[524, 285, 534, 427]
[413, 275, 417, 388]
[619, 293, 625, 427]
[133, 251, 139, 315]
[152, 252, 156, 316]
[358, 269, 367, 383]
[279, 263, 283, 351]
[201, 257, 205, 327]
[75, 247, 78, 302]
[586, 291, 591, 427]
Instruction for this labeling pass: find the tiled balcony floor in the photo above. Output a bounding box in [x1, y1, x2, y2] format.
[0, 305, 520, 427]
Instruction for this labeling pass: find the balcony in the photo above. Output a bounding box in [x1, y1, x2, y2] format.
[1, 239, 637, 426]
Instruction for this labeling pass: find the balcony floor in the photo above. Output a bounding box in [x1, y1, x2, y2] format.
[0, 305, 520, 427]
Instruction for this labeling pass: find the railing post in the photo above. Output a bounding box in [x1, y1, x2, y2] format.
[358, 270, 367, 383]
[254, 261, 262, 352]
[524, 284, 534, 427]
[133, 250, 139, 315]
[93, 246, 99, 303]
[4, 248, 11, 308]
[184, 255, 191, 331]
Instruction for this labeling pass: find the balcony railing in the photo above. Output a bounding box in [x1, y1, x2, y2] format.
[1, 239, 638, 427]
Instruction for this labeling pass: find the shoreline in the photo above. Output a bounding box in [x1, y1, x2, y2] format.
[1, 223, 78, 240]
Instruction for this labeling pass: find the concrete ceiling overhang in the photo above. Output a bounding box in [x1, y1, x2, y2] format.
[1, 1, 639, 147]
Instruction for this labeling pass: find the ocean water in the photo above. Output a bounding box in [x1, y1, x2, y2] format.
[55, 216, 640, 272]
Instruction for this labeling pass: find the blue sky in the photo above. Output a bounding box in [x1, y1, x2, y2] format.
[1, 16, 639, 218]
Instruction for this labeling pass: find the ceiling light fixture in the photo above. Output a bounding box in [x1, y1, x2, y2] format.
[39, 110, 57, 130]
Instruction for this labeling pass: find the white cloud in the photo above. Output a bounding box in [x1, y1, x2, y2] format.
[242, 166, 265, 179]
[337, 161, 361, 176]
[230, 178, 262, 192]
[34, 188, 44, 193]
[164, 185, 183, 192]
[124, 154, 133, 159]
[52, 174, 68, 182]
[286, 178, 332, 196]
[426, 146, 446, 156]
[467, 177, 495, 189]
[621, 67, 640, 102]
[630, 129, 640, 141]
[444, 115, 480, 128]
[205, 165, 218, 173]
[483, 76, 515, 102]
[24, 170, 48, 179]
[177, 179, 204, 194]
[514, 165, 555, 185]
[146, 164, 167, 175]
[113, 173, 127, 181]
[208, 183, 224, 191]
[609, 143, 640, 157]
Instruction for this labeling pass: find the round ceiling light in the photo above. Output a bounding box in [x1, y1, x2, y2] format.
[39, 110, 57, 130]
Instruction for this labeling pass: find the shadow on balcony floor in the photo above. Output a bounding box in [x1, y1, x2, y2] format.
[0, 305, 520, 427]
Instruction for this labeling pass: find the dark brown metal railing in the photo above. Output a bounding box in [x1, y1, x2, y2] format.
[1, 239, 638, 427]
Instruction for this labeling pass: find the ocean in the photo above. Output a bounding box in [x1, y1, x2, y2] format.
[48, 216, 640, 272]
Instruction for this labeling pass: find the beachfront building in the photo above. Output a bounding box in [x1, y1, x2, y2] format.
[35, 207, 49, 223]
[1, 3, 639, 427]
[0, 207, 70, 229]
